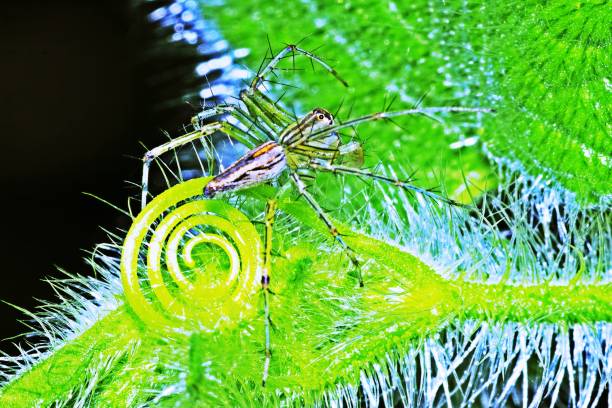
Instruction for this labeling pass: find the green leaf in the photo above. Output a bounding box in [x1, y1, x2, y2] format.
[202, 0, 611, 203]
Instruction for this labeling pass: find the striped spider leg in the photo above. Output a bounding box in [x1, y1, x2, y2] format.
[261, 199, 276, 386]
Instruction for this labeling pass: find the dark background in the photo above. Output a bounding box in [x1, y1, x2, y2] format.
[0, 0, 199, 354]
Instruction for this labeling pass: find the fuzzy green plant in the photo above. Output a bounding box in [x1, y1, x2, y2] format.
[1, 0, 611, 407]
[1, 176, 610, 406]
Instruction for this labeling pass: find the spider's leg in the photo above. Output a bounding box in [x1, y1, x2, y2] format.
[261, 199, 277, 387]
[240, 89, 295, 132]
[217, 120, 270, 148]
[308, 162, 467, 208]
[240, 90, 286, 134]
[141, 122, 223, 209]
[190, 104, 239, 129]
[243, 44, 347, 134]
[193, 102, 274, 141]
[191, 103, 273, 140]
[294, 106, 493, 148]
[290, 172, 364, 286]
[250, 44, 348, 92]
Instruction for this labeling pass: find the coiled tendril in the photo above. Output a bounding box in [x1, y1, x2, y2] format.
[121, 177, 262, 330]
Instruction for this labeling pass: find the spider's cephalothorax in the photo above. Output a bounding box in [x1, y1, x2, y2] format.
[139, 43, 492, 386]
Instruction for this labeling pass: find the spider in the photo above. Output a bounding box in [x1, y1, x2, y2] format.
[139, 44, 492, 385]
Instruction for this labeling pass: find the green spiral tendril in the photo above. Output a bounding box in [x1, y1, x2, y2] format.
[120, 177, 263, 331]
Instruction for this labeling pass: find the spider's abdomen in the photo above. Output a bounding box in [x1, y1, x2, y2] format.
[204, 141, 287, 197]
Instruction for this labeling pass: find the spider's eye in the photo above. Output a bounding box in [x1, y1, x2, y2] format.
[317, 114, 325, 121]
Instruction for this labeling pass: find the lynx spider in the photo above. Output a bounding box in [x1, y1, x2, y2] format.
[140, 43, 491, 385]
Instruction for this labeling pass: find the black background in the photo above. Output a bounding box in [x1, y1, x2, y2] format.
[0, 0, 196, 354]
